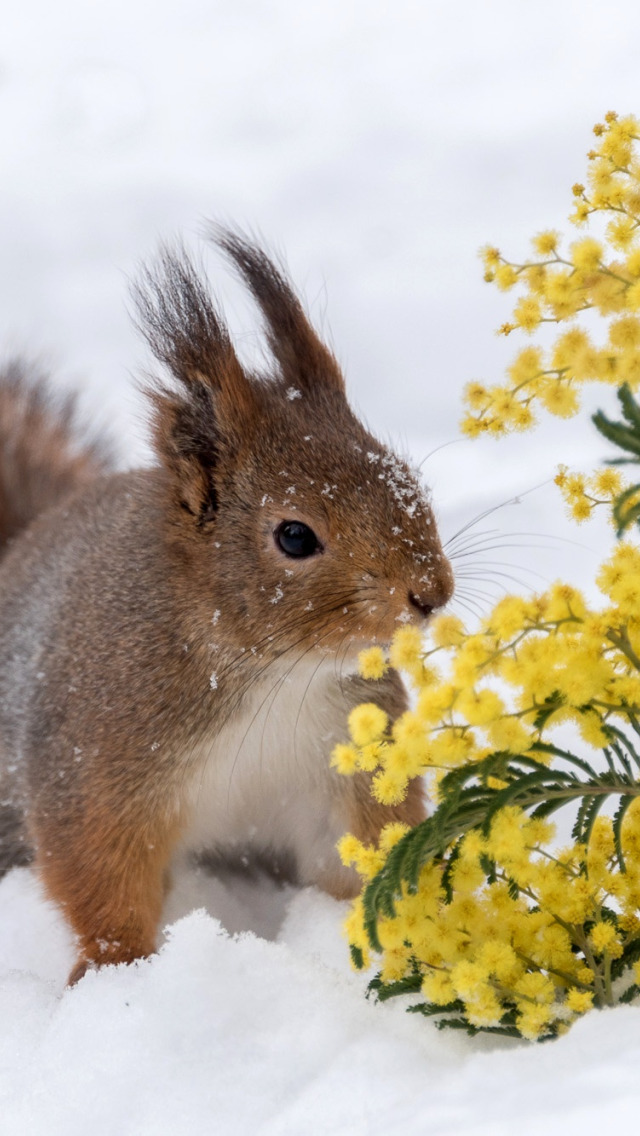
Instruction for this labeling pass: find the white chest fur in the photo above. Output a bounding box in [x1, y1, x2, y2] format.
[177, 655, 357, 884]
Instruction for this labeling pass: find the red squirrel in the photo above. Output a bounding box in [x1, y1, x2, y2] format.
[0, 230, 453, 984]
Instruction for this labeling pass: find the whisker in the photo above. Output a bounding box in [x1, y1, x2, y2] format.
[259, 623, 342, 794]
[221, 596, 373, 803]
[455, 581, 501, 598]
[454, 585, 499, 604]
[443, 481, 550, 548]
[215, 596, 358, 686]
[334, 618, 362, 692]
[446, 527, 506, 556]
[448, 530, 592, 559]
[453, 566, 548, 589]
[295, 609, 375, 772]
[450, 595, 484, 622]
[247, 598, 378, 797]
[449, 539, 583, 562]
[452, 558, 546, 576]
[447, 524, 501, 542]
[177, 596, 362, 816]
[417, 437, 466, 471]
[293, 642, 337, 760]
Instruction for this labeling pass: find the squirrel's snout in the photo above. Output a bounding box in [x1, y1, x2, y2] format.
[408, 555, 455, 619]
[408, 592, 433, 618]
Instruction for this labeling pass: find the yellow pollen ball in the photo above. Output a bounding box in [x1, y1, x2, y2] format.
[570, 237, 603, 271]
[533, 230, 560, 255]
[567, 990, 595, 1014]
[358, 646, 388, 681]
[590, 921, 622, 956]
[348, 703, 388, 747]
[513, 297, 541, 332]
[430, 614, 465, 648]
[389, 626, 425, 672]
[495, 264, 518, 290]
[330, 744, 359, 775]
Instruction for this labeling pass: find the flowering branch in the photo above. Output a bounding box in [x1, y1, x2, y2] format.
[335, 111, 640, 1042]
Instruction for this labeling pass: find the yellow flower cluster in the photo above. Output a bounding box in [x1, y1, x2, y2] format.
[340, 807, 640, 1039]
[334, 112, 640, 1043]
[333, 562, 640, 812]
[335, 554, 640, 1037]
[554, 465, 627, 523]
[463, 113, 640, 437]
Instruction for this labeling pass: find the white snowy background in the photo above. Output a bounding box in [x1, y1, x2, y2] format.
[2, 1, 640, 1132]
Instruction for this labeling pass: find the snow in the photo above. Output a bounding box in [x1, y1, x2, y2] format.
[3, 0, 640, 1131]
[2, 868, 640, 1135]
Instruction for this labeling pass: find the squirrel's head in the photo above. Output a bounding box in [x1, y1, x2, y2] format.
[135, 230, 453, 661]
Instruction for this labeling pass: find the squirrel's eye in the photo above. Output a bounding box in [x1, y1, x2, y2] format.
[274, 521, 322, 558]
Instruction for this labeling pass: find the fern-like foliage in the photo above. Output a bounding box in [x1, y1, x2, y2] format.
[593, 383, 640, 535]
[362, 738, 640, 953]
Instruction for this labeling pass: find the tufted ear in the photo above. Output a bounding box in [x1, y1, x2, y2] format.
[212, 227, 345, 394]
[133, 246, 257, 525]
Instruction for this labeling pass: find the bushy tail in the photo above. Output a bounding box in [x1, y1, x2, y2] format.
[0, 360, 111, 554]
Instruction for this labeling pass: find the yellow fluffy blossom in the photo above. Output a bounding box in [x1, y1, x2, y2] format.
[330, 743, 359, 775]
[532, 230, 560, 255]
[358, 646, 388, 681]
[495, 264, 518, 290]
[348, 703, 388, 747]
[589, 922, 623, 957]
[389, 625, 425, 678]
[430, 614, 466, 648]
[570, 237, 603, 272]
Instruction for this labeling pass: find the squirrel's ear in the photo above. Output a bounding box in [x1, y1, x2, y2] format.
[212, 227, 345, 394]
[133, 247, 256, 525]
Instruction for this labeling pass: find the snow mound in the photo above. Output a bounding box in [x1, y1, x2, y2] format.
[0, 867, 639, 1135]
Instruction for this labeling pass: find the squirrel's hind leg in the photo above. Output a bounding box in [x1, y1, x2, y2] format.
[33, 805, 181, 985]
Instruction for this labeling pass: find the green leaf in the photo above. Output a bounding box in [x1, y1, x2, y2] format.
[406, 999, 466, 1017]
[611, 934, 640, 980]
[612, 794, 634, 871]
[593, 384, 640, 457]
[593, 384, 640, 533]
[619, 983, 640, 1005]
[350, 944, 365, 970]
[367, 972, 423, 1001]
[533, 691, 565, 732]
[615, 494, 640, 536]
[433, 1017, 542, 1040]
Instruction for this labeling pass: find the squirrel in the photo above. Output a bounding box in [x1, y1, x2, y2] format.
[0, 230, 453, 984]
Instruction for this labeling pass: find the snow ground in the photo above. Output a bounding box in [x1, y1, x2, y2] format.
[3, 1, 640, 1132]
[2, 868, 640, 1136]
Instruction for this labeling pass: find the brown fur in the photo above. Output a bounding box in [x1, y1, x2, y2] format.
[0, 230, 453, 982]
[0, 359, 109, 553]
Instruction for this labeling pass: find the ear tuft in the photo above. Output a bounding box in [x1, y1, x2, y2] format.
[211, 226, 345, 393]
[133, 246, 254, 525]
[132, 245, 246, 396]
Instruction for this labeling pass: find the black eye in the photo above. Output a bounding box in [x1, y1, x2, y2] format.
[274, 521, 322, 558]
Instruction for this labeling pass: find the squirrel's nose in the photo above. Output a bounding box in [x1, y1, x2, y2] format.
[408, 592, 434, 618]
